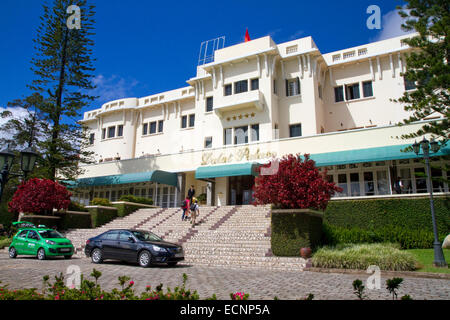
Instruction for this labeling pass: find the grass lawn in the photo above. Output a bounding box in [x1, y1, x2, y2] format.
[406, 249, 450, 274]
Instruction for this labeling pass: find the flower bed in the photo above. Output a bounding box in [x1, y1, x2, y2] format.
[311, 243, 418, 271]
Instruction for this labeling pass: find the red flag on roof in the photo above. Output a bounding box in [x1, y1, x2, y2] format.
[245, 28, 251, 42]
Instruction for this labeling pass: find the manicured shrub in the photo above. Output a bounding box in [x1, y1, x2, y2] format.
[0, 237, 12, 249]
[59, 212, 92, 230]
[68, 201, 88, 212]
[253, 154, 341, 210]
[90, 198, 112, 207]
[324, 197, 450, 236]
[8, 178, 71, 215]
[311, 243, 418, 271]
[118, 195, 153, 205]
[87, 206, 117, 228]
[271, 210, 324, 256]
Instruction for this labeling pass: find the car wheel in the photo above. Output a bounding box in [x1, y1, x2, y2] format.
[167, 262, 178, 267]
[37, 248, 46, 260]
[64, 255, 72, 260]
[9, 247, 17, 259]
[91, 248, 103, 264]
[138, 250, 152, 268]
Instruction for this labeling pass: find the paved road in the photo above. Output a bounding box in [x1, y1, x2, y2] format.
[0, 253, 448, 300]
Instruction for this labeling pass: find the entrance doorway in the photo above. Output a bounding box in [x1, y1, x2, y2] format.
[228, 176, 255, 205]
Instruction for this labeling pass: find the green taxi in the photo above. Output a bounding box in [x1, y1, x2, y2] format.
[8, 222, 74, 260]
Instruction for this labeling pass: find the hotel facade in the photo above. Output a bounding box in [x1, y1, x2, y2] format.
[71, 33, 450, 208]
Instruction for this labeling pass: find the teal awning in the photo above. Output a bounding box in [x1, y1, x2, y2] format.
[309, 142, 450, 167]
[195, 162, 260, 179]
[69, 170, 178, 188]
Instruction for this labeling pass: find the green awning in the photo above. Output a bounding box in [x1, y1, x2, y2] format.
[195, 162, 260, 179]
[309, 142, 450, 167]
[69, 170, 178, 188]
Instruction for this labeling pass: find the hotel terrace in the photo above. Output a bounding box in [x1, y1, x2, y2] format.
[71, 33, 450, 207]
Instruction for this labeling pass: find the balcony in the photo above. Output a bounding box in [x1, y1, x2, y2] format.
[214, 90, 264, 118]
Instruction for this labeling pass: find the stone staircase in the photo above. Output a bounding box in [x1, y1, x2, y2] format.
[63, 205, 306, 271]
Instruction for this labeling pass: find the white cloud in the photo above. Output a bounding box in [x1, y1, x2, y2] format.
[288, 30, 305, 41]
[374, 7, 414, 41]
[90, 74, 139, 104]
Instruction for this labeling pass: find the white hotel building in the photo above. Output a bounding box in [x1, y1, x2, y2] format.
[72, 33, 449, 207]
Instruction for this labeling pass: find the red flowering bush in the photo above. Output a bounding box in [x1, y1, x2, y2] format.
[252, 154, 341, 210]
[8, 178, 72, 215]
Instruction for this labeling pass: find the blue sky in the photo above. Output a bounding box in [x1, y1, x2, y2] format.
[0, 0, 410, 121]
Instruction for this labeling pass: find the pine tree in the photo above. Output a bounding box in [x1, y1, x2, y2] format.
[27, 0, 97, 180]
[395, 0, 449, 145]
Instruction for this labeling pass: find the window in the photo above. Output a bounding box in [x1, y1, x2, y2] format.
[206, 97, 213, 112]
[345, 83, 360, 100]
[234, 80, 248, 94]
[318, 84, 323, 100]
[119, 231, 132, 242]
[224, 128, 232, 145]
[404, 77, 416, 91]
[204, 136, 212, 149]
[107, 126, 116, 138]
[362, 81, 373, 97]
[224, 84, 232, 96]
[158, 120, 164, 133]
[27, 230, 39, 240]
[251, 124, 259, 142]
[142, 123, 148, 135]
[189, 114, 195, 127]
[149, 122, 157, 134]
[102, 128, 106, 140]
[234, 126, 248, 145]
[89, 133, 95, 145]
[181, 115, 187, 129]
[117, 125, 123, 137]
[273, 79, 277, 94]
[286, 78, 301, 96]
[289, 124, 302, 138]
[101, 230, 120, 240]
[334, 86, 344, 102]
[251, 78, 259, 91]
[17, 230, 28, 238]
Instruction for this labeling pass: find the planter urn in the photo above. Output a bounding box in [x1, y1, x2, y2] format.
[300, 247, 312, 259]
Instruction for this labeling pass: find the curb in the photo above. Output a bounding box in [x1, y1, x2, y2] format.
[303, 267, 450, 280]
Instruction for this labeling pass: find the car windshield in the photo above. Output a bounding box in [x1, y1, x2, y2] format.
[38, 230, 64, 239]
[132, 231, 162, 242]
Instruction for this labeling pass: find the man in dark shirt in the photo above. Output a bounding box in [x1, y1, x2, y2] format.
[187, 185, 195, 201]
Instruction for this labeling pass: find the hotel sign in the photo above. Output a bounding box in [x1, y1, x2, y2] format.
[201, 147, 277, 165]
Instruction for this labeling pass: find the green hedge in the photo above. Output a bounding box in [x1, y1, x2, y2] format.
[324, 197, 450, 235]
[322, 223, 440, 249]
[112, 203, 150, 218]
[271, 210, 323, 257]
[118, 195, 153, 206]
[87, 207, 118, 228]
[59, 212, 92, 230]
[90, 198, 112, 207]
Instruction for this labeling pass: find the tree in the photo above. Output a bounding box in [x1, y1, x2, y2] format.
[252, 154, 342, 210]
[26, 0, 97, 181]
[394, 0, 449, 144]
[8, 178, 71, 215]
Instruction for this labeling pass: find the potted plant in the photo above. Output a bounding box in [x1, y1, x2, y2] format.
[252, 154, 341, 257]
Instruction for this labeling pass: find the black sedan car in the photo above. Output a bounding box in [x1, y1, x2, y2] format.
[84, 229, 184, 267]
